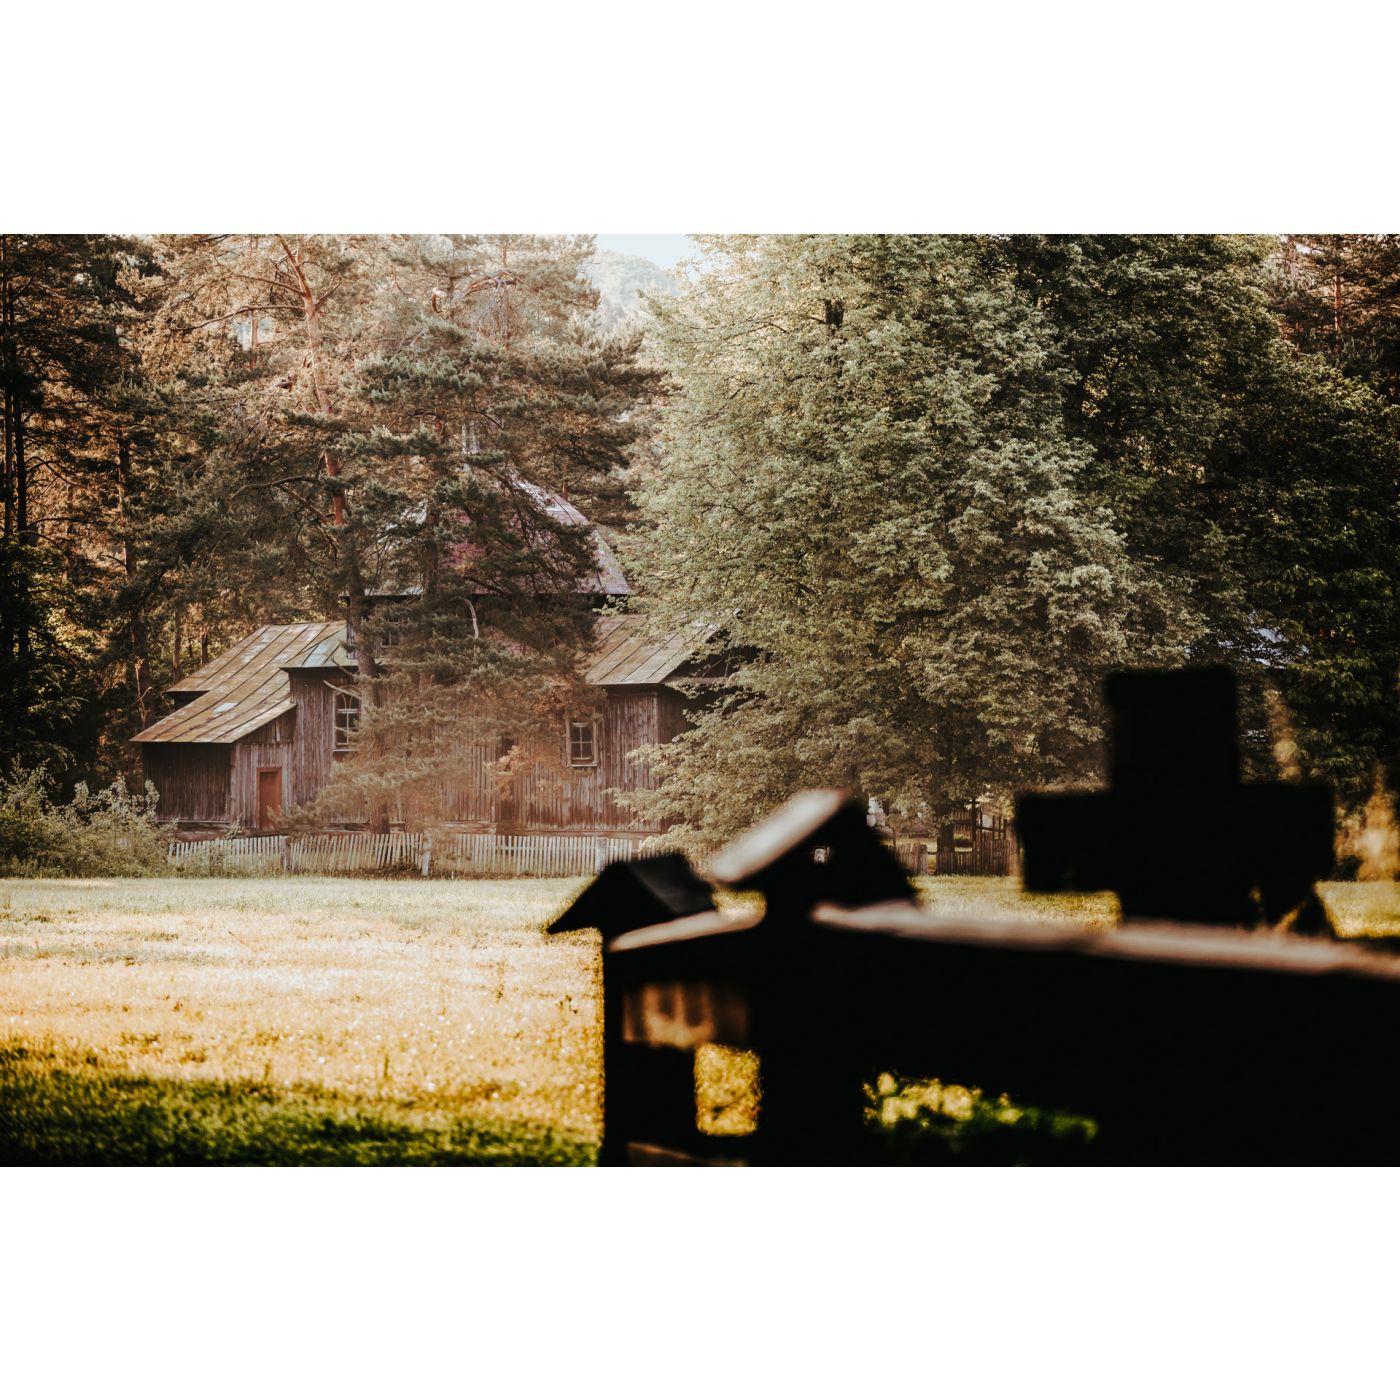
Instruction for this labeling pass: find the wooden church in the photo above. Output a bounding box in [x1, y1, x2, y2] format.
[133, 497, 721, 838]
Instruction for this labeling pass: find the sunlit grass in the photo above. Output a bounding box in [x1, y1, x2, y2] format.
[0, 877, 602, 1150]
[911, 875, 1120, 927]
[2, 873, 1397, 1164]
[1315, 882, 1400, 940]
[0, 1047, 593, 1166]
[911, 876, 1400, 939]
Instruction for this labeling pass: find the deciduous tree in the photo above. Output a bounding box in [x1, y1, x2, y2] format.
[622, 235, 1193, 843]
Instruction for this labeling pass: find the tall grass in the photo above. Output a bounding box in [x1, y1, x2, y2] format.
[0, 1041, 593, 1165]
[0, 765, 175, 878]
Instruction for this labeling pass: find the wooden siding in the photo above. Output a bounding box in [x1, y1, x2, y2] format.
[510, 689, 656, 831]
[136, 615, 720, 833]
[231, 711, 295, 830]
[147, 681, 695, 835]
[287, 671, 343, 807]
[657, 686, 697, 745]
[142, 743, 233, 822]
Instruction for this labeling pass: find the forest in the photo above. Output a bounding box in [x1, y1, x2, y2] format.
[2, 233, 1399, 852]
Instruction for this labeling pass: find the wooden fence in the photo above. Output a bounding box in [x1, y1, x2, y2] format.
[167, 829, 1019, 881]
[932, 830, 1020, 877]
[895, 841, 929, 877]
[893, 826, 1021, 878]
[167, 836, 287, 875]
[167, 832, 647, 878]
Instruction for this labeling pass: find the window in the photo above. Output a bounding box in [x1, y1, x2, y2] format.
[333, 691, 360, 751]
[568, 718, 597, 767]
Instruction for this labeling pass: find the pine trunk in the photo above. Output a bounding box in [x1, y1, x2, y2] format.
[277, 236, 343, 523]
[15, 411, 27, 544]
[118, 436, 153, 731]
[2, 236, 12, 543]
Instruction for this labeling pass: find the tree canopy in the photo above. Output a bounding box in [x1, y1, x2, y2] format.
[4, 231, 1398, 845]
[621, 234, 1400, 842]
[0, 234, 659, 825]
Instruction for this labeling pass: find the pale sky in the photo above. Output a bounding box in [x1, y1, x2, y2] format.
[595, 234, 698, 269]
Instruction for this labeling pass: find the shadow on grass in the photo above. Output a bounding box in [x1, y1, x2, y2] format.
[0, 1044, 595, 1167]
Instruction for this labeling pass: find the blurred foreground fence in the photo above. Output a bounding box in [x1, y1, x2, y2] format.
[167, 832, 647, 877]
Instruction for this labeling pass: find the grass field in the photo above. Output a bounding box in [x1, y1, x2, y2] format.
[2, 875, 1394, 1164]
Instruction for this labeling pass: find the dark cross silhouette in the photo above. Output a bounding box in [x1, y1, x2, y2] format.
[1017, 667, 1335, 928]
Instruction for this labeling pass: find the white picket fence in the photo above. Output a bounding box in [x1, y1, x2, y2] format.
[167, 836, 287, 874]
[167, 832, 646, 878]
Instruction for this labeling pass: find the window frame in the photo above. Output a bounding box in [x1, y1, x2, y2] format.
[332, 689, 361, 752]
[567, 716, 599, 768]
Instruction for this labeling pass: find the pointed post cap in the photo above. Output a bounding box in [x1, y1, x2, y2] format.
[546, 852, 717, 941]
[709, 789, 915, 911]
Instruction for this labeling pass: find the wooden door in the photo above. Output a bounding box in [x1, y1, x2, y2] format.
[257, 768, 282, 830]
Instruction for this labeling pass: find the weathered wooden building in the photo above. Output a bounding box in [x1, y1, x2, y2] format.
[133, 615, 716, 838]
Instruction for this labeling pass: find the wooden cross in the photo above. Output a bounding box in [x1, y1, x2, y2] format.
[1016, 667, 1335, 928]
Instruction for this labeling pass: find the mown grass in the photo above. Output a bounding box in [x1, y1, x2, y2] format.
[1, 874, 1394, 1165]
[911, 875, 1120, 928]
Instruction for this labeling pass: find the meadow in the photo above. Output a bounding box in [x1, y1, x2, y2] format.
[2, 875, 1395, 1165]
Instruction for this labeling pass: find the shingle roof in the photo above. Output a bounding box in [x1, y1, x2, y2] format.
[137, 615, 709, 746]
[529, 483, 631, 595]
[440, 481, 632, 596]
[585, 616, 717, 686]
[133, 622, 346, 744]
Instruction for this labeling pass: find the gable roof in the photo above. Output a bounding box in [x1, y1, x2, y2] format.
[584, 616, 720, 686]
[534, 489, 632, 595]
[436, 479, 631, 597]
[133, 622, 345, 744]
[136, 615, 718, 746]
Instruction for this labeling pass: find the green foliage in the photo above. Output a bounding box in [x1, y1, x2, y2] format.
[0, 1044, 593, 1166]
[1235, 358, 1400, 800]
[0, 233, 662, 814]
[0, 541, 91, 771]
[1265, 235, 1400, 406]
[865, 1071, 1100, 1166]
[624, 234, 1195, 843]
[136, 235, 657, 831]
[8, 230, 1400, 839]
[0, 764, 173, 877]
[993, 236, 1400, 799]
[0, 235, 171, 783]
[626, 234, 1400, 837]
[992, 235, 1279, 659]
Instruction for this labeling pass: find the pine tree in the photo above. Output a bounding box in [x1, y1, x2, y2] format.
[302, 235, 659, 830]
[0, 234, 163, 775]
[140, 234, 660, 830]
[1266, 235, 1400, 404]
